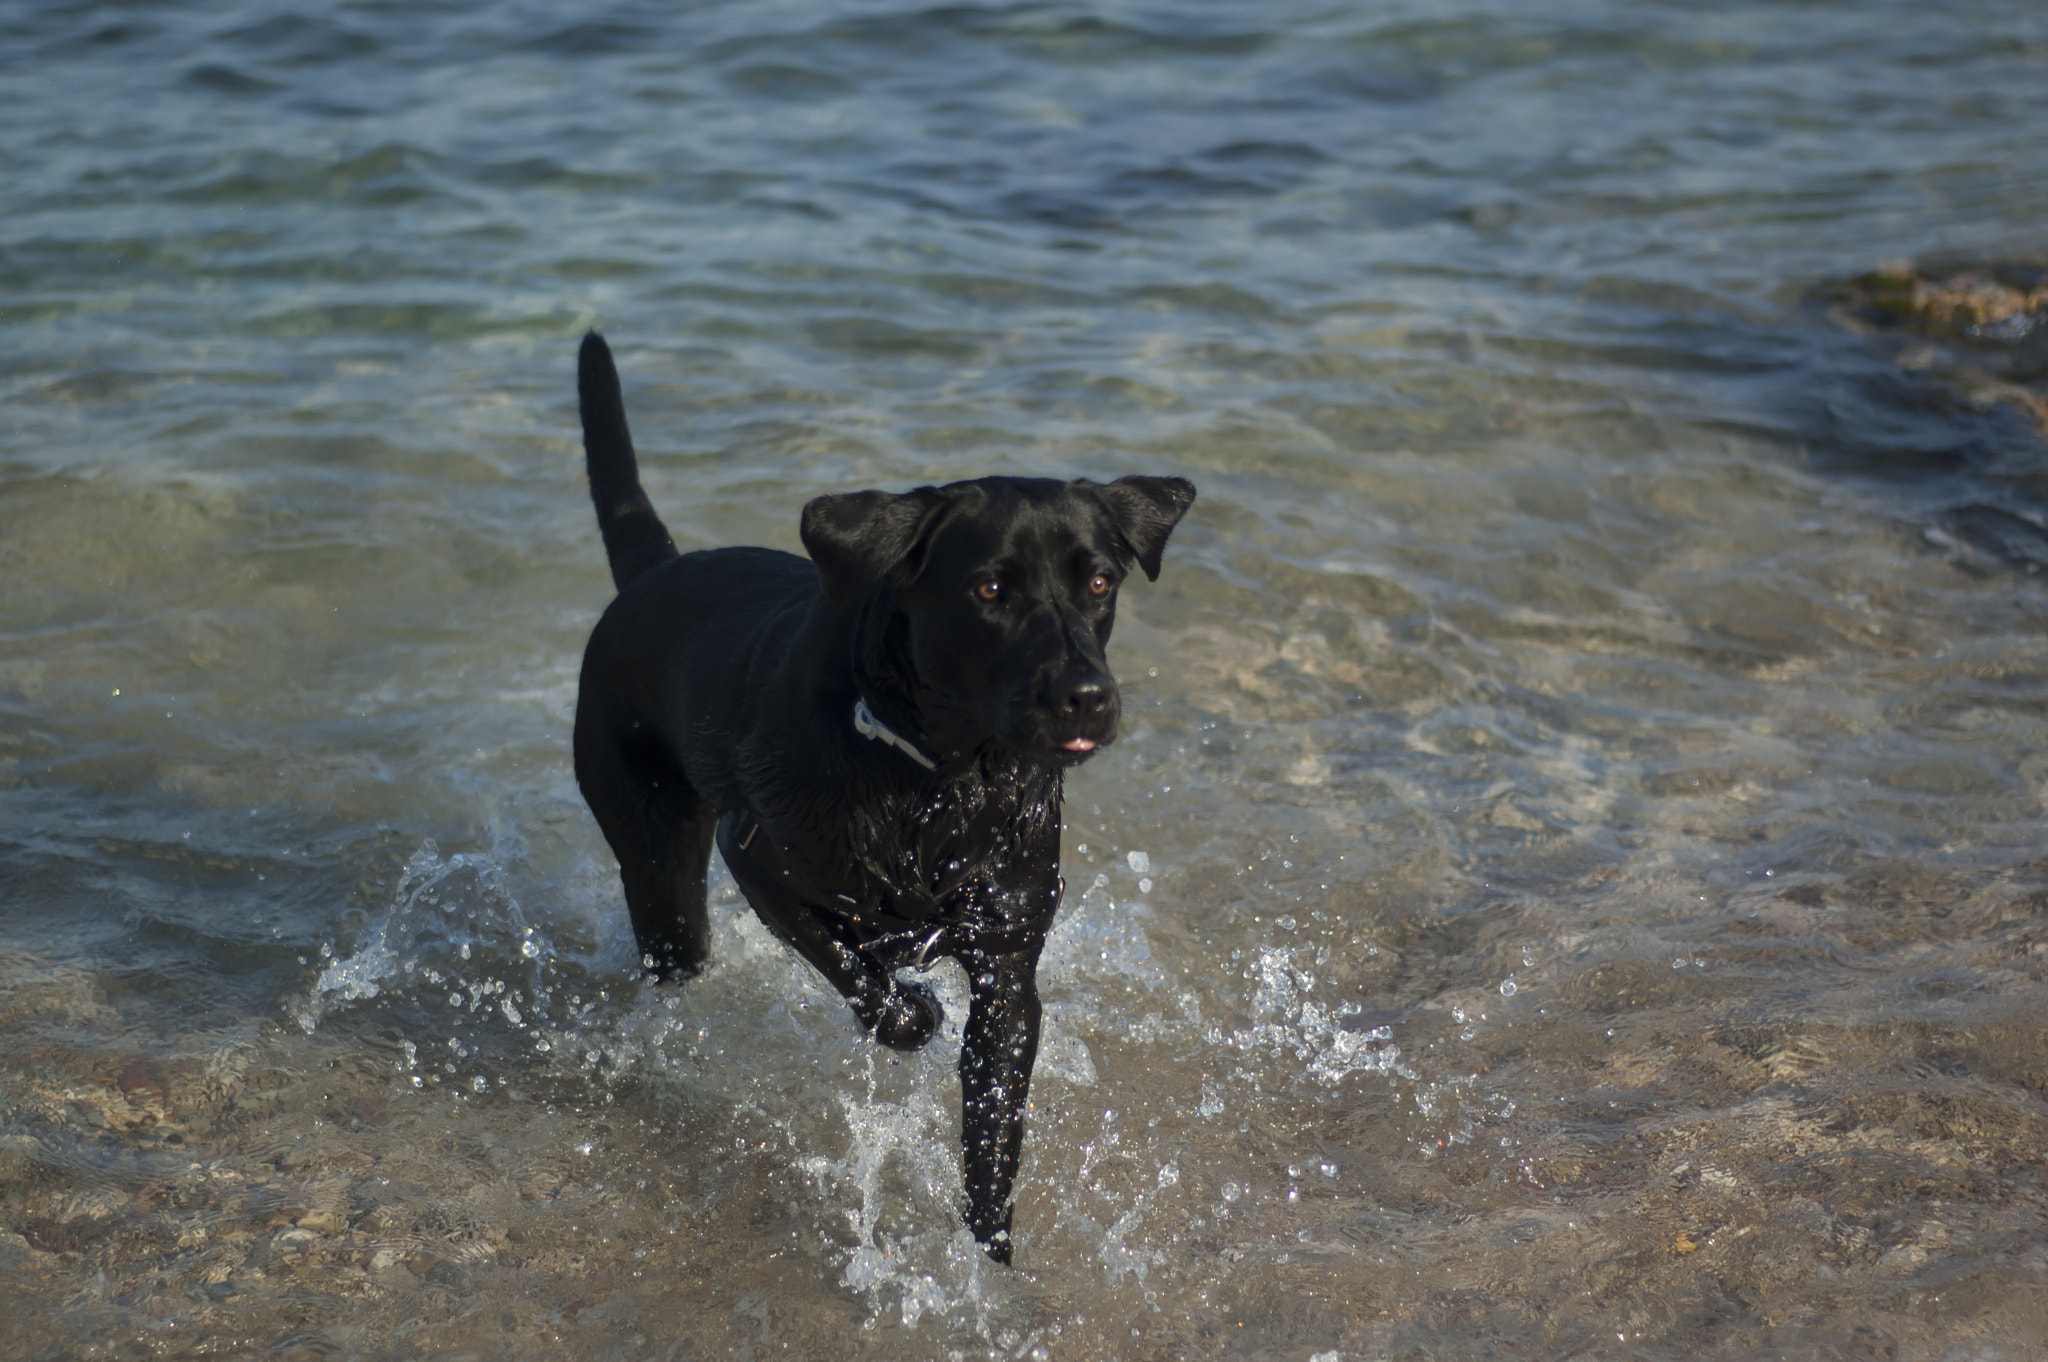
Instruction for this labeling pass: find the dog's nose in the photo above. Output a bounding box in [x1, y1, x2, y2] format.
[1050, 670, 1116, 719]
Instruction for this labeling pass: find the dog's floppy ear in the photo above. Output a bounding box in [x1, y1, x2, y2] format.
[801, 486, 952, 605]
[1090, 476, 1196, 581]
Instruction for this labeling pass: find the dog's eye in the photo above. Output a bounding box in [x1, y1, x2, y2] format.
[1087, 573, 1112, 597]
[974, 579, 1002, 603]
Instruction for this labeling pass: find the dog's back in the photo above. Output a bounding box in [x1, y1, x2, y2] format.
[580, 545, 813, 730]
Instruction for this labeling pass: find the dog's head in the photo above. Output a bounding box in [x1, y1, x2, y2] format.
[801, 475, 1195, 767]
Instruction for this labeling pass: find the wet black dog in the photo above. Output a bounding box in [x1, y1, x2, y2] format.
[569, 333, 1193, 1261]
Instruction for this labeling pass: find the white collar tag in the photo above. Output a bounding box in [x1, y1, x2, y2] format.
[853, 697, 938, 771]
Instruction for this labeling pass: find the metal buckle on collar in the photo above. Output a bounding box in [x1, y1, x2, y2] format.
[864, 923, 950, 972]
[910, 926, 948, 970]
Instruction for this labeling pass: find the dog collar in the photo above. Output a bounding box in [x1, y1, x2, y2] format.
[852, 697, 937, 771]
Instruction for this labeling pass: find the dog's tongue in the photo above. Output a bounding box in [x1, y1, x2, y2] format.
[1063, 737, 1097, 752]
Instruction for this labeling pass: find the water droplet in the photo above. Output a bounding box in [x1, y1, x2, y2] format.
[1318, 1161, 1337, 1178]
[1220, 1182, 1242, 1203]
[1287, 1164, 1301, 1179]
[1286, 1186, 1301, 1203]
[1126, 850, 1151, 874]
[1499, 978, 1517, 997]
[1138, 877, 1153, 893]
[1157, 1163, 1179, 1188]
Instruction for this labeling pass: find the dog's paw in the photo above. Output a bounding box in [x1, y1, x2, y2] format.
[965, 1208, 1015, 1264]
[859, 975, 942, 1051]
[642, 951, 708, 985]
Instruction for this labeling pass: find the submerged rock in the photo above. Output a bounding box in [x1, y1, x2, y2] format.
[1828, 259, 2048, 434]
[1841, 261, 2048, 338]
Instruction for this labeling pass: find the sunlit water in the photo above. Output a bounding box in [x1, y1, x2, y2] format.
[6, 1, 2048, 1358]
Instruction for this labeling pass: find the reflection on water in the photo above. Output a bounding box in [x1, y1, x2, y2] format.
[6, 0, 2048, 1357]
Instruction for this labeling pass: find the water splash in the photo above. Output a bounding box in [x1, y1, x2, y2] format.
[1206, 939, 1530, 1166]
[1035, 1019, 1099, 1087]
[1216, 944, 1406, 1085]
[287, 838, 1517, 1337]
[795, 996, 1039, 1338]
[1039, 872, 1174, 994]
[293, 839, 561, 1035]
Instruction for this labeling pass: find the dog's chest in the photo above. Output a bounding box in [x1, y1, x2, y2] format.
[821, 766, 1060, 923]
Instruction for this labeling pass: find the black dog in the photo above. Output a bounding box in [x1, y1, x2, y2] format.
[570, 332, 1193, 1261]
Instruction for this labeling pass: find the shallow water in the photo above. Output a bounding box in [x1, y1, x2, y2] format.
[6, 1, 2048, 1358]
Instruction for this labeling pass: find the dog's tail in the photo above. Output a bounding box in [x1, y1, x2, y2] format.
[579, 331, 679, 592]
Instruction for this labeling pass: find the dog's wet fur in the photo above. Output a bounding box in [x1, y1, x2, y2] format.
[570, 333, 1193, 1260]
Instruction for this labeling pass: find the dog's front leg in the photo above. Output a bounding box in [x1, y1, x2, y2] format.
[716, 812, 940, 1050]
[958, 943, 1043, 1263]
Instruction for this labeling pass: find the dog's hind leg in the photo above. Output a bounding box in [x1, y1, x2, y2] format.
[619, 805, 715, 981]
[573, 707, 715, 981]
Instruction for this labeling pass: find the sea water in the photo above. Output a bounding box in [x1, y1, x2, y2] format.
[5, 1, 2048, 1357]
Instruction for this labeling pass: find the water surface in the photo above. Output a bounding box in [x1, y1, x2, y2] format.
[5, 1, 2048, 1358]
